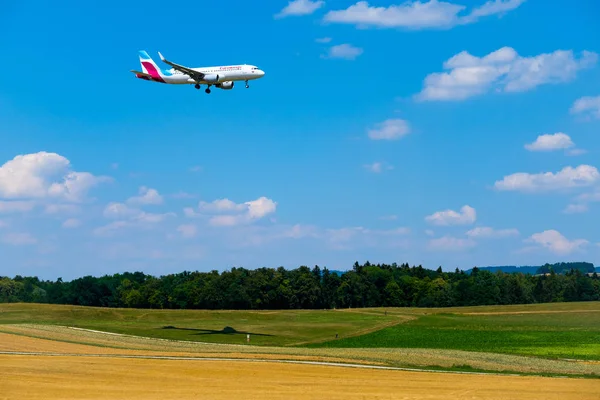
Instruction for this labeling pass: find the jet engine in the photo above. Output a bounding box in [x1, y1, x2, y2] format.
[202, 74, 220, 83]
[216, 81, 234, 90]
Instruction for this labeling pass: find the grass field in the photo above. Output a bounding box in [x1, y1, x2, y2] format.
[311, 310, 600, 360]
[0, 303, 397, 346]
[1, 302, 600, 377]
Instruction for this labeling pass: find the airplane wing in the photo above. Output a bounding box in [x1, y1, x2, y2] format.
[158, 52, 205, 81]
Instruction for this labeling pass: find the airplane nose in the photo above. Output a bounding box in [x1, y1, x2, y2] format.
[259, 69, 265, 76]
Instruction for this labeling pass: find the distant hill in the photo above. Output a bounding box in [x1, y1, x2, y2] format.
[466, 266, 539, 274]
[467, 262, 596, 275]
[536, 262, 595, 274]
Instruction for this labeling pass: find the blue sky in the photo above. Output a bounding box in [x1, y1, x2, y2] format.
[1, 0, 600, 280]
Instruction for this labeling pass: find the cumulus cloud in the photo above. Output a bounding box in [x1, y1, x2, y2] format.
[466, 226, 519, 238]
[275, 0, 324, 18]
[364, 162, 393, 173]
[524, 132, 574, 152]
[425, 205, 476, 225]
[526, 229, 588, 255]
[416, 47, 597, 101]
[126, 186, 163, 206]
[428, 236, 476, 251]
[367, 119, 410, 140]
[315, 37, 332, 43]
[322, 44, 363, 60]
[570, 95, 600, 120]
[1, 232, 37, 246]
[0, 152, 110, 202]
[323, 0, 526, 30]
[186, 196, 277, 227]
[494, 165, 599, 192]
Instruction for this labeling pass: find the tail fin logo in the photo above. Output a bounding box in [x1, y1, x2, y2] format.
[138, 50, 165, 82]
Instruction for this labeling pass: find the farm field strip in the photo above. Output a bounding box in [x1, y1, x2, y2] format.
[2, 355, 599, 400]
[1, 325, 599, 377]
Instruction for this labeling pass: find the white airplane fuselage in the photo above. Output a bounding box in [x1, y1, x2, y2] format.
[144, 65, 264, 85]
[132, 51, 265, 92]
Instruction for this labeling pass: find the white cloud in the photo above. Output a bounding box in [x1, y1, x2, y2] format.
[187, 196, 278, 227]
[576, 190, 600, 203]
[494, 165, 599, 192]
[425, 229, 435, 236]
[367, 119, 410, 140]
[96, 199, 175, 236]
[177, 224, 197, 238]
[1, 232, 37, 246]
[0, 151, 110, 202]
[126, 186, 163, 206]
[466, 226, 519, 238]
[323, 0, 526, 30]
[570, 95, 600, 120]
[322, 44, 363, 60]
[275, 0, 324, 18]
[524, 132, 574, 152]
[199, 198, 247, 213]
[428, 236, 476, 251]
[563, 204, 588, 214]
[564, 189, 600, 213]
[0, 200, 35, 213]
[364, 162, 393, 173]
[281, 224, 321, 239]
[316, 37, 332, 43]
[62, 218, 81, 228]
[104, 202, 140, 219]
[566, 148, 587, 156]
[425, 205, 476, 226]
[416, 47, 597, 101]
[527, 229, 588, 255]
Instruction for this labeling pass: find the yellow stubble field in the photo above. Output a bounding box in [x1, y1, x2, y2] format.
[1, 331, 600, 400]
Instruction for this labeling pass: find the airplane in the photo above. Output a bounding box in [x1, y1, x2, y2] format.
[130, 50, 265, 94]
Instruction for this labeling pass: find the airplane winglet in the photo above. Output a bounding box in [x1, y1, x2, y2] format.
[158, 51, 165, 62]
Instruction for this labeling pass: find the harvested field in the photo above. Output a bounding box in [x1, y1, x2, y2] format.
[2, 354, 599, 400]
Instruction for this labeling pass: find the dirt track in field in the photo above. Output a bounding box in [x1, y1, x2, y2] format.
[2, 354, 600, 400]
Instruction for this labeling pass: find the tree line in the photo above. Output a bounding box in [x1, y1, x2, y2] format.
[1, 262, 599, 309]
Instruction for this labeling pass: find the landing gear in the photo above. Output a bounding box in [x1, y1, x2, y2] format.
[245, 80, 249, 88]
[195, 84, 200, 89]
[205, 84, 212, 94]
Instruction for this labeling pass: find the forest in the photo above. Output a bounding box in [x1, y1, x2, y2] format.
[1, 262, 599, 309]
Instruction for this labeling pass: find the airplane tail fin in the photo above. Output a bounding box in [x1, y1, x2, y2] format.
[138, 50, 164, 80]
